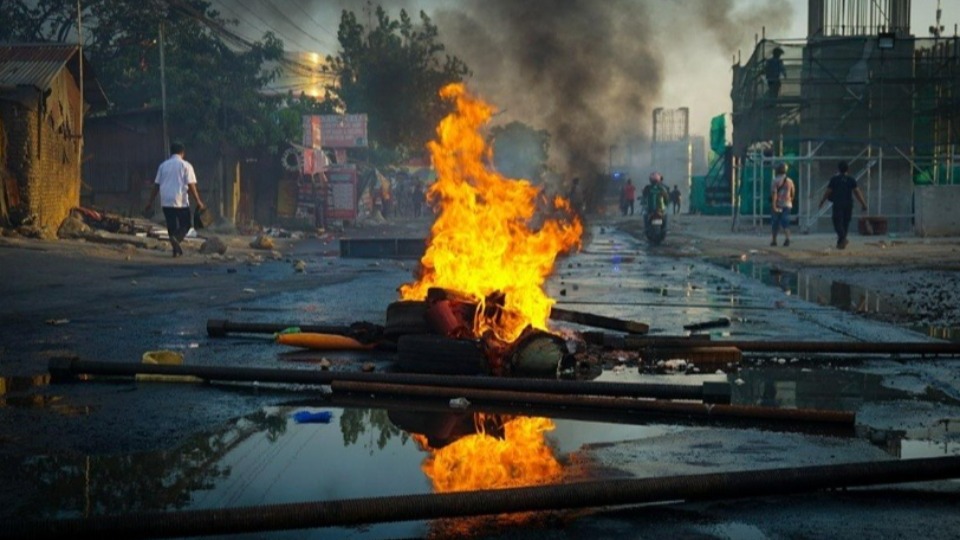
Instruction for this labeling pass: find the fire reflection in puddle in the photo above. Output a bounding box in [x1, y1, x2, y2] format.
[0, 374, 87, 415]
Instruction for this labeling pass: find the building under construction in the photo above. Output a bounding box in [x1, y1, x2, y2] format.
[717, 0, 959, 234]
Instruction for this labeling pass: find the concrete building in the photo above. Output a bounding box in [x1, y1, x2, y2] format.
[0, 43, 107, 237]
[651, 107, 692, 214]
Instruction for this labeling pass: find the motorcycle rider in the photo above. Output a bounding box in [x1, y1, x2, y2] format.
[642, 172, 670, 230]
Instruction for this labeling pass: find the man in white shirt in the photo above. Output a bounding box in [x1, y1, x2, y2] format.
[769, 162, 795, 247]
[145, 142, 206, 257]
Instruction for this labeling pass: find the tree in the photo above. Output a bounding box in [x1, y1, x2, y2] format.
[489, 122, 551, 182]
[2, 0, 296, 152]
[324, 6, 470, 160]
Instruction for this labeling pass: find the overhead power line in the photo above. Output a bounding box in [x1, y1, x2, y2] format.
[163, 0, 336, 83]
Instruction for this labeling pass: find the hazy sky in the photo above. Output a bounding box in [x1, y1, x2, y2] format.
[210, 0, 958, 173]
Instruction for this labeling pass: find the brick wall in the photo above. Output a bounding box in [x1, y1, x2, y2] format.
[0, 70, 82, 237]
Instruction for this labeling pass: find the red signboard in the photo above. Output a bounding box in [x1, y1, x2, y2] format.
[301, 115, 324, 174]
[325, 164, 358, 220]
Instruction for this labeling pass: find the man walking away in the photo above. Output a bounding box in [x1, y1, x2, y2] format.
[819, 161, 868, 250]
[670, 185, 682, 215]
[770, 162, 795, 247]
[145, 142, 206, 257]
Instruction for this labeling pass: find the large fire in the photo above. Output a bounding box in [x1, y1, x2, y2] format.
[399, 83, 580, 493]
[399, 83, 582, 343]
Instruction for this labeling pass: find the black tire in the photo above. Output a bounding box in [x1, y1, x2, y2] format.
[384, 300, 431, 338]
[396, 334, 489, 375]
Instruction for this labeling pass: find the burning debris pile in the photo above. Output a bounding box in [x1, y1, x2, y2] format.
[394, 83, 582, 377]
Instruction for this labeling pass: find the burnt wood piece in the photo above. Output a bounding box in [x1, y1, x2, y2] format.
[585, 332, 711, 348]
[549, 307, 649, 334]
[683, 317, 731, 332]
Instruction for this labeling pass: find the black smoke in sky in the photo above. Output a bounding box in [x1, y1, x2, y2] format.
[432, 0, 793, 191]
[267, 0, 793, 191]
[434, 0, 662, 186]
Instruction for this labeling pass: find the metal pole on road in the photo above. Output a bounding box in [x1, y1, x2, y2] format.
[331, 380, 854, 426]
[48, 357, 731, 403]
[11, 456, 960, 539]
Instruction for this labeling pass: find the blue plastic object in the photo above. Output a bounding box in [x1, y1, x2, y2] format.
[292, 410, 333, 424]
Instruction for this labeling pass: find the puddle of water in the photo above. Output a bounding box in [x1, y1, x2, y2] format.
[10, 366, 956, 535]
[719, 259, 960, 341]
[8, 394, 691, 536]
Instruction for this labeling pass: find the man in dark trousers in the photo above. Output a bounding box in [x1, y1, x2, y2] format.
[818, 161, 868, 250]
[145, 142, 206, 257]
[765, 46, 786, 98]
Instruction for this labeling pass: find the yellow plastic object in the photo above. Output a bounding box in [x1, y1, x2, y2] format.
[276, 332, 373, 351]
[137, 350, 203, 383]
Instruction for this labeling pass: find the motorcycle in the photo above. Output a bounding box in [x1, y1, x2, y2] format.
[644, 208, 667, 245]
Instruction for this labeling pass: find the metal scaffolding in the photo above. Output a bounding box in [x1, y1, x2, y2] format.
[731, 34, 959, 232]
[729, 0, 960, 233]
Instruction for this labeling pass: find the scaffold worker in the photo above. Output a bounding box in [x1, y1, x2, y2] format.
[765, 46, 786, 98]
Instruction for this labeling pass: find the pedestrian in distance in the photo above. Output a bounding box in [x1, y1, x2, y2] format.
[670, 185, 682, 215]
[819, 160, 868, 250]
[621, 178, 636, 216]
[567, 177, 585, 215]
[145, 142, 206, 257]
[766, 46, 787, 98]
[770, 162, 795, 247]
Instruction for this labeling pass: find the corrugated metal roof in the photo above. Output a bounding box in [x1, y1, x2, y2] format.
[0, 43, 109, 109]
[0, 44, 78, 89]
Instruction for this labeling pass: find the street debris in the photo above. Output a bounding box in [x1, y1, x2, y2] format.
[292, 410, 333, 424]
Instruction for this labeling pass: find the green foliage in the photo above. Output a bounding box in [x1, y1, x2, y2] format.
[323, 6, 470, 157]
[489, 121, 551, 182]
[0, 0, 82, 43]
[4, 0, 297, 152]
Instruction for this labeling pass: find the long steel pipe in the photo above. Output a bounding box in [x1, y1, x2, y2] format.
[11, 456, 960, 539]
[316, 393, 856, 437]
[48, 358, 730, 403]
[622, 336, 960, 356]
[330, 380, 855, 426]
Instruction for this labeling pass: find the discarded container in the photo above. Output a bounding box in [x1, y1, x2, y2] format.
[449, 397, 471, 409]
[292, 410, 333, 424]
[137, 350, 203, 383]
[508, 330, 575, 378]
[143, 350, 184, 365]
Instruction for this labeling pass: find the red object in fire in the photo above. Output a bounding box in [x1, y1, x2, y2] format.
[426, 300, 470, 338]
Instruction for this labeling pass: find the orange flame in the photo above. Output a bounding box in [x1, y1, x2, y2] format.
[399, 83, 582, 342]
[420, 415, 562, 492]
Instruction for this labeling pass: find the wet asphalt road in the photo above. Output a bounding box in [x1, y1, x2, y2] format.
[0, 221, 958, 538]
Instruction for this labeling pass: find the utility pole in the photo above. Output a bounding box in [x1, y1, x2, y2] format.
[159, 21, 169, 158]
[77, 0, 84, 183]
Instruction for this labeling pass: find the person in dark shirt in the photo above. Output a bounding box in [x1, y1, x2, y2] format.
[670, 185, 681, 215]
[818, 161, 868, 249]
[765, 47, 786, 98]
